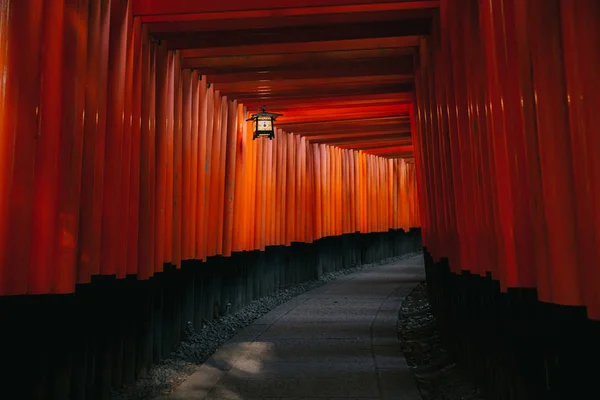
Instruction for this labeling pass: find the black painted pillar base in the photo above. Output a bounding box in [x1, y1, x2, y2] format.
[0, 229, 421, 399]
[424, 249, 600, 400]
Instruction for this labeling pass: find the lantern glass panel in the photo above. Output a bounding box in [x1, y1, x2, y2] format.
[257, 116, 272, 132]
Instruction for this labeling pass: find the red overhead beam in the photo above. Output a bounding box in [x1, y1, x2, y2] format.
[310, 137, 412, 147]
[278, 115, 410, 128]
[214, 75, 412, 94]
[282, 121, 411, 135]
[287, 127, 410, 136]
[278, 115, 409, 129]
[290, 121, 410, 137]
[339, 144, 412, 152]
[301, 130, 411, 140]
[278, 106, 409, 116]
[369, 152, 414, 159]
[361, 148, 414, 153]
[245, 93, 412, 110]
[362, 145, 414, 154]
[289, 117, 411, 127]
[335, 133, 412, 141]
[326, 136, 412, 146]
[276, 103, 410, 118]
[277, 113, 410, 126]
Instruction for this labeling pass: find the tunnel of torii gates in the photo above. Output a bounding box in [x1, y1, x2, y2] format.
[0, 0, 599, 399]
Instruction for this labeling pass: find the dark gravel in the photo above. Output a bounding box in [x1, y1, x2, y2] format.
[111, 252, 422, 400]
[397, 282, 484, 400]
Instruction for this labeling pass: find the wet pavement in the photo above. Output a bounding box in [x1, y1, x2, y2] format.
[157, 255, 425, 400]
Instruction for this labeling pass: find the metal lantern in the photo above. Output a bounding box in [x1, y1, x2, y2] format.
[247, 105, 283, 140]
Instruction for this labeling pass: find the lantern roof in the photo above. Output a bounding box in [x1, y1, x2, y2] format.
[247, 105, 283, 121]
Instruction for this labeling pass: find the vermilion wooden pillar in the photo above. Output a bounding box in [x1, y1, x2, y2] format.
[525, 0, 582, 306]
[416, 0, 600, 317]
[127, 15, 143, 276]
[0, 0, 44, 295]
[29, 0, 66, 293]
[0, 0, 422, 296]
[560, 0, 600, 319]
[138, 29, 157, 280]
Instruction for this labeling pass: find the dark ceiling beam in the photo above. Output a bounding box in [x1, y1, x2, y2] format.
[204, 63, 410, 83]
[135, 1, 440, 21]
[200, 59, 414, 83]
[181, 48, 413, 70]
[158, 19, 431, 49]
[146, 9, 433, 33]
[191, 56, 414, 77]
[180, 37, 419, 59]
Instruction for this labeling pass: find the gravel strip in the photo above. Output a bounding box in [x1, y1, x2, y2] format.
[112, 252, 422, 399]
[397, 282, 484, 400]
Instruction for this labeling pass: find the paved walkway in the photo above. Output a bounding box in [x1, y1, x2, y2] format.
[159, 255, 424, 400]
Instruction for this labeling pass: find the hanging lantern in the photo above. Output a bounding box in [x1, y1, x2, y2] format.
[247, 105, 283, 140]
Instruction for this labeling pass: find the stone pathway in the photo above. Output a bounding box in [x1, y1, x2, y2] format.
[157, 255, 425, 400]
